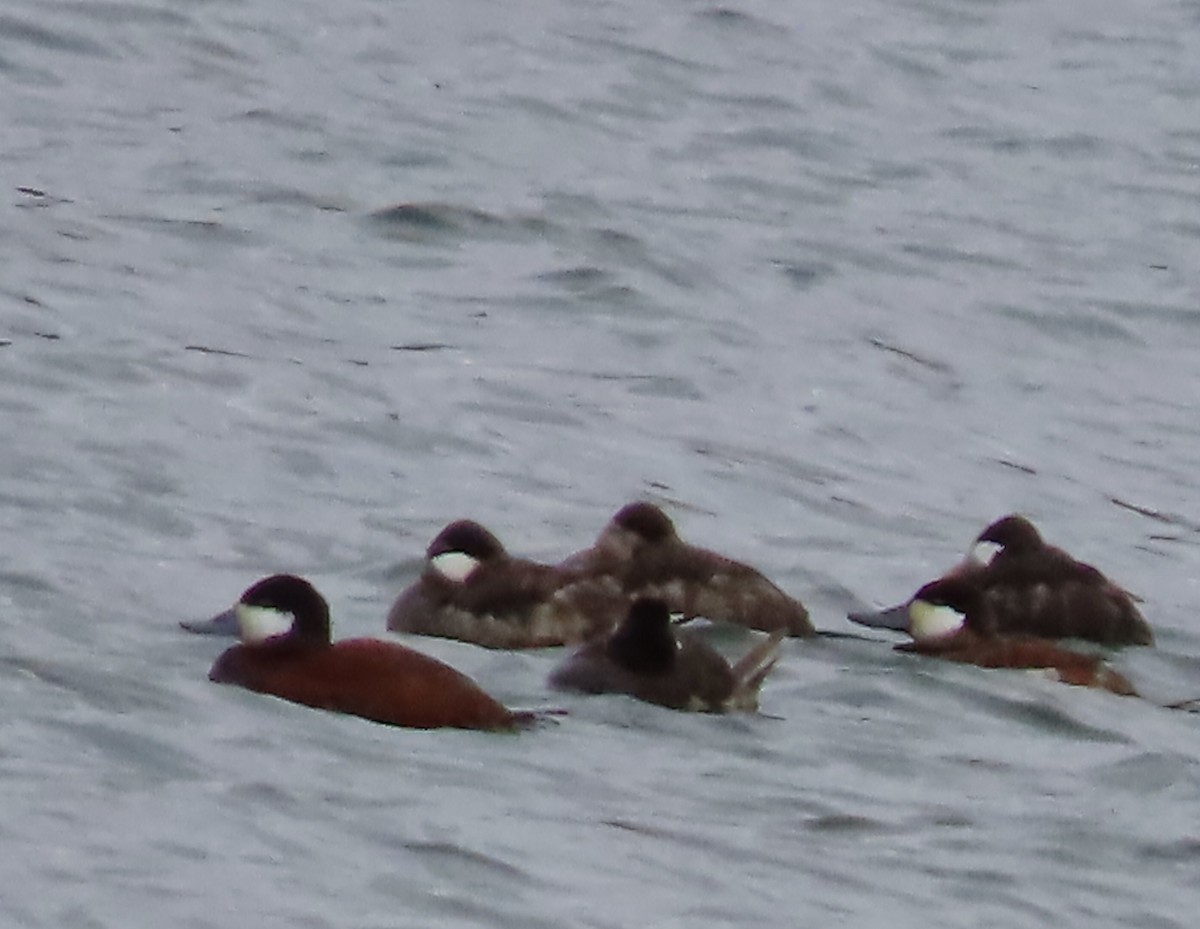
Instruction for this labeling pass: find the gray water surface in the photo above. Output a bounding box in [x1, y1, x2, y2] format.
[3, 0, 1200, 926]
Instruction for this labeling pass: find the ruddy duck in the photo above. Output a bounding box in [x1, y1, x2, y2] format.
[562, 502, 815, 637]
[205, 574, 532, 730]
[850, 514, 1152, 646]
[386, 520, 626, 648]
[548, 598, 783, 712]
[853, 576, 1136, 696]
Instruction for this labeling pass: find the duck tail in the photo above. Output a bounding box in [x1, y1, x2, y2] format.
[1095, 665, 1138, 698]
[505, 707, 569, 730]
[728, 629, 785, 708]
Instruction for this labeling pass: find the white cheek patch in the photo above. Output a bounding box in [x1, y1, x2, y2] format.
[235, 603, 295, 644]
[430, 551, 480, 582]
[909, 600, 966, 641]
[970, 540, 1004, 565]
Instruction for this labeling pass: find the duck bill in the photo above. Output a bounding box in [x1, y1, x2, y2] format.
[180, 608, 239, 636]
[847, 603, 911, 632]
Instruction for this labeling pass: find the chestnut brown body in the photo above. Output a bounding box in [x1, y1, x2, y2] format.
[898, 627, 1137, 697]
[207, 574, 527, 730]
[211, 637, 525, 730]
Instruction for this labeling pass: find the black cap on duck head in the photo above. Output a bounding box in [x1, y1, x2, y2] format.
[612, 502, 676, 543]
[607, 599, 678, 675]
[905, 576, 977, 641]
[913, 576, 979, 612]
[428, 520, 507, 560]
[235, 574, 331, 646]
[977, 514, 1044, 555]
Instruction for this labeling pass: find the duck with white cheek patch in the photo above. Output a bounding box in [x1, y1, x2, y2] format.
[851, 575, 1138, 697]
[851, 514, 1152, 647]
[386, 520, 629, 648]
[201, 574, 541, 730]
